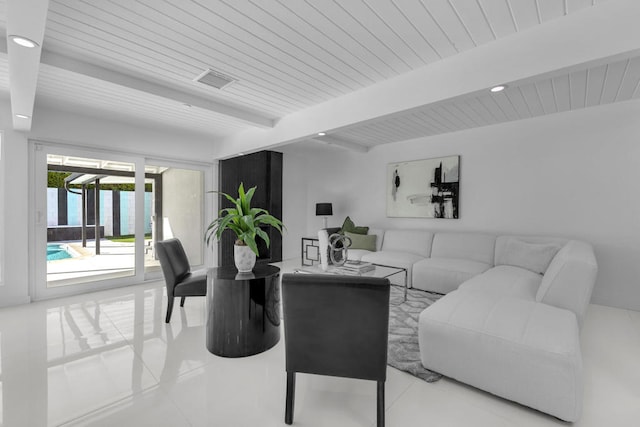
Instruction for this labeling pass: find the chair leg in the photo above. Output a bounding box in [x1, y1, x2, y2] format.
[285, 372, 296, 425]
[180, 296, 186, 307]
[165, 297, 174, 323]
[377, 381, 385, 427]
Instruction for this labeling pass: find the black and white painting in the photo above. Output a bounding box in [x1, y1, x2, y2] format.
[387, 156, 460, 218]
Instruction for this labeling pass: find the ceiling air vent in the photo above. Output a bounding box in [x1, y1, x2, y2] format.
[194, 68, 237, 89]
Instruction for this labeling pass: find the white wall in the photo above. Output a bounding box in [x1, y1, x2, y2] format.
[0, 101, 31, 306]
[280, 99, 640, 311]
[0, 101, 216, 307]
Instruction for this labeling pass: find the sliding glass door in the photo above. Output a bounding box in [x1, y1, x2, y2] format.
[143, 164, 204, 275]
[31, 142, 210, 300]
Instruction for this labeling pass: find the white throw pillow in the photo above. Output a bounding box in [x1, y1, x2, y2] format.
[501, 239, 562, 275]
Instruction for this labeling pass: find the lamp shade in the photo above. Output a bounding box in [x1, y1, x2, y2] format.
[315, 203, 333, 216]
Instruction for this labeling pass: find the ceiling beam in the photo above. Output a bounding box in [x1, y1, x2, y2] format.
[39, 50, 274, 129]
[212, 0, 640, 159]
[311, 136, 369, 153]
[6, 0, 49, 131]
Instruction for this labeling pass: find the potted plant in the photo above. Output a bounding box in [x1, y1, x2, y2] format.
[206, 183, 284, 272]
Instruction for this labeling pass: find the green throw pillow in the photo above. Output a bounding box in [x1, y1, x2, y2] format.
[340, 216, 369, 235]
[345, 231, 377, 252]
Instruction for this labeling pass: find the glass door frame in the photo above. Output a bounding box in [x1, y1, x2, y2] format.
[29, 140, 214, 301]
[142, 156, 215, 282]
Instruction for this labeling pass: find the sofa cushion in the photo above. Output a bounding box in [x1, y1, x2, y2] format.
[360, 251, 424, 287]
[459, 265, 542, 301]
[340, 216, 369, 235]
[345, 231, 377, 251]
[495, 235, 567, 267]
[381, 229, 433, 258]
[536, 240, 598, 329]
[412, 257, 492, 294]
[419, 290, 583, 422]
[499, 238, 562, 274]
[430, 232, 496, 265]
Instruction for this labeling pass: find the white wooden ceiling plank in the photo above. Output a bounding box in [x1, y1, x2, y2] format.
[422, 0, 477, 51]
[443, 102, 479, 127]
[431, 105, 467, 130]
[404, 111, 445, 134]
[477, 94, 509, 122]
[345, 127, 387, 145]
[375, 122, 418, 142]
[119, 1, 336, 105]
[569, 69, 587, 109]
[280, 0, 398, 79]
[600, 59, 629, 104]
[448, 0, 495, 45]
[458, 100, 491, 126]
[537, 0, 566, 22]
[396, 0, 457, 59]
[552, 74, 571, 112]
[413, 110, 451, 133]
[43, 30, 313, 116]
[534, 80, 558, 114]
[341, 125, 383, 142]
[364, 0, 441, 64]
[366, 121, 405, 140]
[585, 64, 607, 107]
[476, 0, 517, 39]
[183, 1, 354, 95]
[128, 0, 348, 99]
[396, 114, 439, 136]
[507, 0, 541, 31]
[248, 0, 383, 84]
[50, 0, 310, 109]
[615, 57, 640, 101]
[338, 129, 371, 145]
[502, 88, 532, 119]
[340, 0, 426, 69]
[464, 97, 499, 125]
[490, 92, 521, 121]
[302, 0, 412, 75]
[213, 0, 360, 93]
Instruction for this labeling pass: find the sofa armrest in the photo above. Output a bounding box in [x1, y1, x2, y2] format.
[537, 240, 598, 329]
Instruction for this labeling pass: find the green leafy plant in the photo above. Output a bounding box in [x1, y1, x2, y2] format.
[205, 183, 284, 256]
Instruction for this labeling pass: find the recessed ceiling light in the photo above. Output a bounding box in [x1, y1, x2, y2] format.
[238, 152, 245, 156]
[181, 103, 192, 108]
[9, 35, 39, 48]
[15, 114, 30, 119]
[317, 132, 326, 136]
[490, 85, 507, 93]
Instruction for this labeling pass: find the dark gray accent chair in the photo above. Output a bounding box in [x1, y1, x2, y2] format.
[281, 273, 390, 427]
[155, 238, 207, 323]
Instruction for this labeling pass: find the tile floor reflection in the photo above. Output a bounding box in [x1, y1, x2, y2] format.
[0, 273, 638, 426]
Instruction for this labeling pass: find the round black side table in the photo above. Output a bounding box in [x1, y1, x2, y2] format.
[206, 264, 281, 357]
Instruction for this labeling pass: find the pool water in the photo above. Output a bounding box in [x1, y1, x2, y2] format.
[47, 244, 73, 261]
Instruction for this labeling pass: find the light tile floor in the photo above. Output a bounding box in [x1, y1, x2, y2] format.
[0, 260, 638, 426]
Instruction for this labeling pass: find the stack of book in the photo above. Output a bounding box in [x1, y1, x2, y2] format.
[336, 260, 375, 274]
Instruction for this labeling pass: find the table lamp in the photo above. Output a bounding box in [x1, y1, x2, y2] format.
[315, 203, 333, 228]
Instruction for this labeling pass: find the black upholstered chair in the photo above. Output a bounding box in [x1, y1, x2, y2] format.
[281, 273, 390, 427]
[155, 238, 207, 323]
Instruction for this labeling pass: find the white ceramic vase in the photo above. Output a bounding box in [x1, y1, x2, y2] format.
[234, 243, 256, 272]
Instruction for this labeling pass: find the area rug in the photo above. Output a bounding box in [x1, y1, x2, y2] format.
[387, 286, 443, 383]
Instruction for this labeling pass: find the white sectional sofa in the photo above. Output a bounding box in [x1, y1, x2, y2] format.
[342, 228, 597, 422]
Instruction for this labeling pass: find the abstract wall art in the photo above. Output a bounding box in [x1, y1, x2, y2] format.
[387, 155, 460, 218]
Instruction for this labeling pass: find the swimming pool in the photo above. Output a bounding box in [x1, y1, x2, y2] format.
[47, 243, 73, 261]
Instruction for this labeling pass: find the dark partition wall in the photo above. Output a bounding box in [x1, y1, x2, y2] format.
[218, 151, 283, 267]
